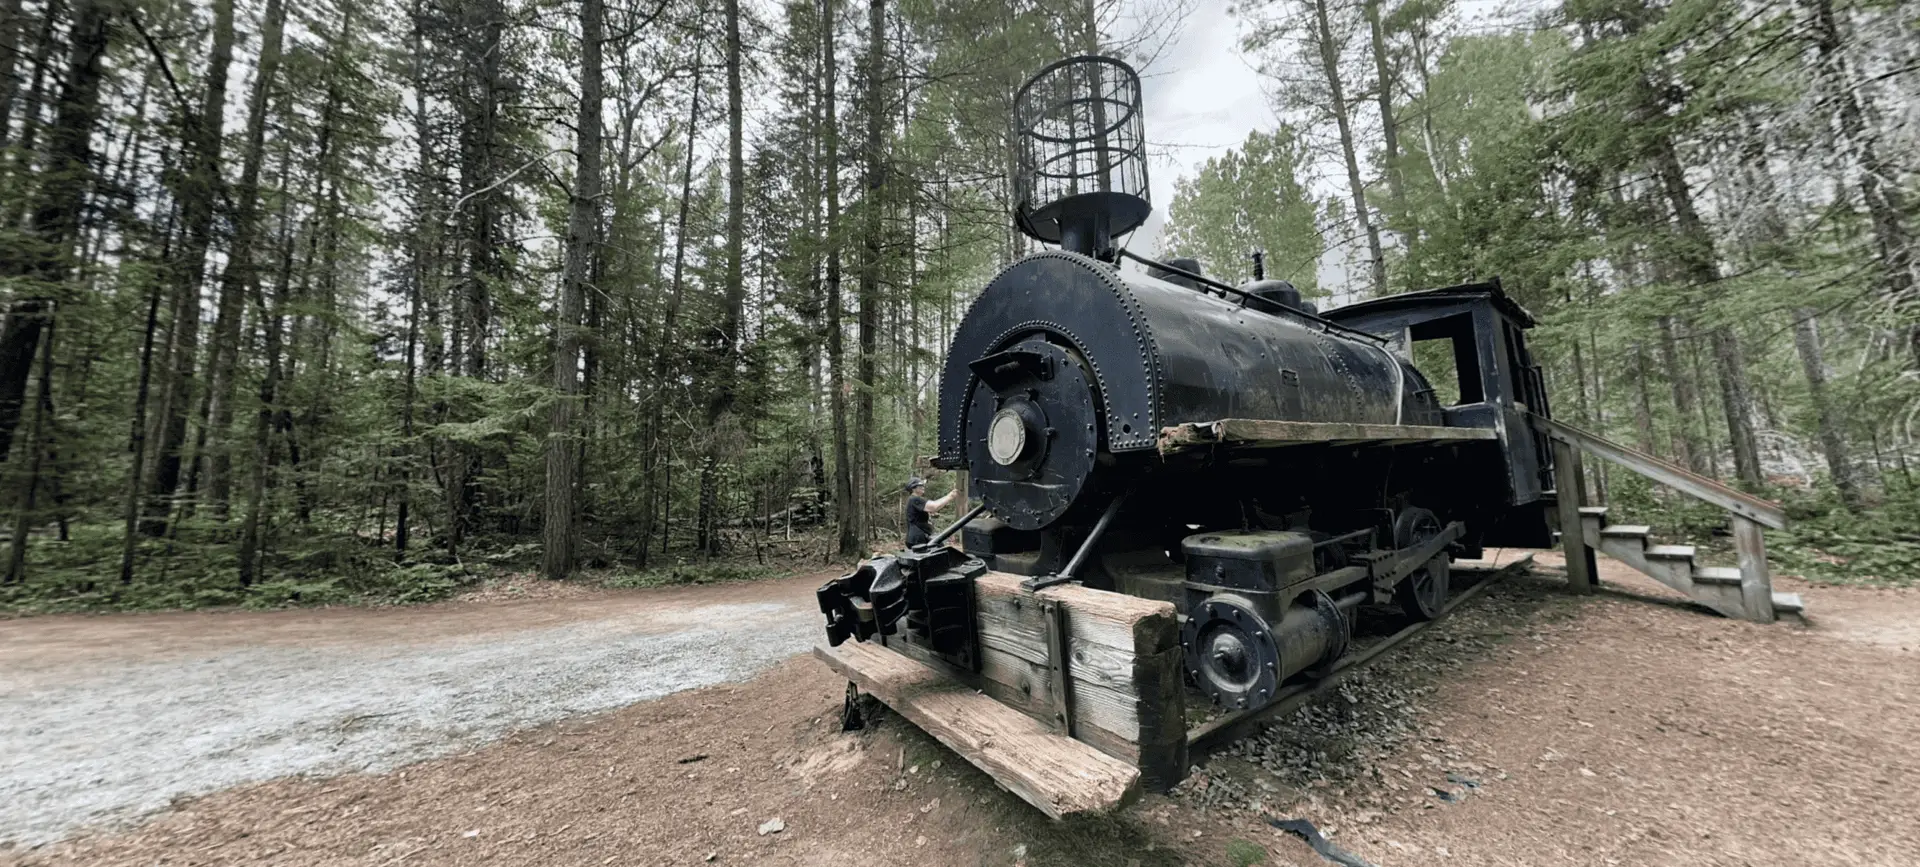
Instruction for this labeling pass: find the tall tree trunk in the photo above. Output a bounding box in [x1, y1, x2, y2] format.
[1657, 315, 1705, 474]
[447, 0, 507, 546]
[1407, 20, 1449, 203]
[1806, 0, 1916, 362]
[642, 37, 704, 566]
[236, 199, 298, 587]
[0, 0, 26, 146]
[823, 0, 858, 556]
[397, 0, 434, 556]
[1362, 0, 1403, 217]
[119, 239, 169, 584]
[1792, 309, 1861, 510]
[194, 0, 286, 519]
[1631, 341, 1657, 456]
[855, 0, 885, 543]
[695, 0, 748, 556]
[1309, 0, 1384, 296]
[0, 0, 110, 463]
[5, 314, 53, 583]
[143, 0, 238, 534]
[2, 0, 58, 226]
[1652, 136, 1762, 488]
[544, 0, 602, 579]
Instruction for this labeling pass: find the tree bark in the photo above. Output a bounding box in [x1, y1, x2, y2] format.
[194, 0, 287, 519]
[823, 0, 858, 555]
[119, 242, 168, 584]
[696, 0, 749, 556]
[1362, 0, 1403, 217]
[543, 0, 602, 579]
[1652, 135, 1761, 488]
[855, 0, 885, 543]
[0, 0, 111, 463]
[5, 313, 53, 583]
[143, 0, 238, 534]
[0, 0, 26, 147]
[1631, 342, 1657, 456]
[1656, 315, 1705, 474]
[1806, 0, 1915, 363]
[1309, 0, 1384, 295]
[1791, 308, 1861, 510]
[397, 0, 434, 556]
[641, 36, 704, 565]
[236, 200, 298, 587]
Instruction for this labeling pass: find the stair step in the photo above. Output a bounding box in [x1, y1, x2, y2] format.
[1645, 545, 1697, 560]
[1694, 566, 1743, 586]
[1771, 592, 1805, 615]
[1601, 524, 1652, 538]
[1577, 506, 1609, 518]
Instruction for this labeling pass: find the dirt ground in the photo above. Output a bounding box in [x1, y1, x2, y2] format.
[0, 573, 832, 846]
[6, 556, 1918, 866]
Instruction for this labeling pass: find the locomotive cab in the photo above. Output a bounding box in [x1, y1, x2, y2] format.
[1323, 281, 1557, 548]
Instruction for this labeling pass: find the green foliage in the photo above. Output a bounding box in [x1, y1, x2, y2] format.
[1163, 128, 1325, 292]
[599, 561, 776, 589]
[1771, 484, 1920, 587]
[1224, 838, 1269, 866]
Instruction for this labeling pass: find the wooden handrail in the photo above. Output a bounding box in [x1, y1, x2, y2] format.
[1528, 413, 1788, 530]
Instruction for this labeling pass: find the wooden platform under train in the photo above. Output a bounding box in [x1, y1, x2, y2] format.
[814, 554, 1531, 820]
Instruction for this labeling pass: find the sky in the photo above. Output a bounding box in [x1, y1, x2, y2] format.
[1127, 1, 1277, 262]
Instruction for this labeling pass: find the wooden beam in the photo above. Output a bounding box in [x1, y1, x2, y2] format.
[1530, 414, 1787, 529]
[1158, 419, 1497, 454]
[816, 640, 1142, 820]
[880, 571, 1186, 791]
[1552, 437, 1596, 594]
[1731, 515, 1775, 624]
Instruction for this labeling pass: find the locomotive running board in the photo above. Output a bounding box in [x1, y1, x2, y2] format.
[1158, 418, 1498, 455]
[814, 570, 1185, 819]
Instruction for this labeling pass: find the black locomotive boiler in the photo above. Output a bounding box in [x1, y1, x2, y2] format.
[819, 56, 1555, 723]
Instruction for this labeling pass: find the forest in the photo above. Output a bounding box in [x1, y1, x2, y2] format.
[0, 0, 1912, 610]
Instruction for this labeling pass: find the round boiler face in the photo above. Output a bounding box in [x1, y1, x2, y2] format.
[987, 409, 1029, 466]
[964, 338, 1101, 531]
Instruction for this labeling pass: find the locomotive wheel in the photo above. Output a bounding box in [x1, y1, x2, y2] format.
[1393, 507, 1450, 621]
[1394, 554, 1450, 621]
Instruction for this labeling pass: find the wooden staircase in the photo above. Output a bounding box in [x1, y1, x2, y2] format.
[1573, 506, 1804, 619]
[1533, 414, 1801, 623]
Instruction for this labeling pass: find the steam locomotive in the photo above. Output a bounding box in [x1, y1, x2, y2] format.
[817, 56, 1555, 717]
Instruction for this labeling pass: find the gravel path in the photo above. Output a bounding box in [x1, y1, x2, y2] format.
[0, 576, 827, 847]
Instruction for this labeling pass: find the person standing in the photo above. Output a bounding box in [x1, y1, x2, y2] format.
[903, 477, 956, 547]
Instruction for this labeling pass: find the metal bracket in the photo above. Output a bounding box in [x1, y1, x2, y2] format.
[1023, 489, 1129, 592]
[1371, 520, 1465, 591]
[1039, 597, 1074, 736]
[840, 681, 866, 732]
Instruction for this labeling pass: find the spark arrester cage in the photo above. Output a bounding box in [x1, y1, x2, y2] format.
[1013, 55, 1150, 259]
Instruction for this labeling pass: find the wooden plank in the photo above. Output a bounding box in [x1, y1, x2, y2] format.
[1158, 418, 1497, 454]
[816, 641, 1141, 820]
[974, 572, 1187, 791]
[1530, 414, 1787, 529]
[1552, 437, 1596, 594]
[1732, 515, 1775, 624]
[882, 572, 1187, 791]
